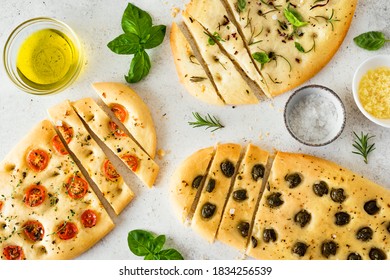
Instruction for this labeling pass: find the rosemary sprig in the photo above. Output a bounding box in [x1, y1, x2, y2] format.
[188, 112, 224, 132]
[352, 131, 376, 164]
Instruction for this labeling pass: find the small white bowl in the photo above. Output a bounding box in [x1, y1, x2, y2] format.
[284, 85, 346, 147]
[352, 55, 390, 128]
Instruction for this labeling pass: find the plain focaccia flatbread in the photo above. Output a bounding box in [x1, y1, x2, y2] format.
[182, 11, 258, 105]
[170, 23, 225, 106]
[248, 152, 390, 260]
[217, 144, 269, 251]
[185, 0, 268, 98]
[48, 100, 135, 215]
[72, 98, 159, 188]
[170, 147, 215, 223]
[223, 0, 357, 97]
[92, 82, 157, 159]
[0, 120, 114, 260]
[191, 143, 242, 243]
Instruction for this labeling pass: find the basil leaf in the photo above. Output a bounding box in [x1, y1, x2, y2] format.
[158, 249, 184, 260]
[126, 50, 151, 83]
[284, 6, 308, 27]
[145, 253, 160, 260]
[107, 33, 141, 55]
[252, 52, 270, 66]
[295, 42, 305, 53]
[142, 25, 166, 49]
[237, 0, 246, 12]
[121, 3, 152, 39]
[127, 230, 156, 256]
[353, 31, 389, 51]
[153, 235, 166, 253]
[207, 32, 224, 45]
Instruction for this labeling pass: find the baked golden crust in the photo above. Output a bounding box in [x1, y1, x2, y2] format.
[170, 23, 225, 106]
[92, 82, 157, 159]
[0, 120, 114, 260]
[48, 100, 135, 215]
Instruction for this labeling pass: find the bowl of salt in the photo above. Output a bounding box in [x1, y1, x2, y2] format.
[284, 85, 346, 146]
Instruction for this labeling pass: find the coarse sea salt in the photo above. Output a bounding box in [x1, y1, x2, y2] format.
[288, 94, 338, 143]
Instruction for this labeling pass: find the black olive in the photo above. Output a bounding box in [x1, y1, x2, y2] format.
[237, 222, 250, 238]
[321, 241, 338, 258]
[364, 200, 380, 215]
[330, 188, 346, 203]
[266, 192, 284, 208]
[313, 181, 329, 197]
[334, 212, 351, 226]
[201, 202, 216, 219]
[356, 227, 373, 242]
[205, 179, 216, 193]
[263, 228, 277, 243]
[294, 210, 311, 228]
[369, 248, 387, 260]
[220, 160, 235, 178]
[347, 253, 362, 260]
[292, 242, 308, 257]
[251, 236, 258, 248]
[251, 164, 265, 181]
[232, 189, 248, 201]
[192, 175, 203, 189]
[285, 173, 302, 188]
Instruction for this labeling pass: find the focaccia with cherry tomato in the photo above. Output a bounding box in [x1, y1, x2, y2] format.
[0, 120, 114, 260]
[48, 100, 135, 215]
[72, 98, 159, 188]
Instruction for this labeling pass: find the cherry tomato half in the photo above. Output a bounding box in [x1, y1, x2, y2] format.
[24, 185, 46, 207]
[108, 121, 127, 137]
[26, 149, 49, 172]
[65, 175, 88, 199]
[121, 154, 139, 172]
[102, 159, 120, 181]
[56, 222, 78, 240]
[52, 135, 68, 155]
[57, 122, 74, 144]
[81, 209, 97, 228]
[23, 220, 45, 242]
[110, 103, 128, 123]
[3, 245, 25, 260]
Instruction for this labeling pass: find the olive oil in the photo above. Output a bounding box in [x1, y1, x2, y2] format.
[16, 28, 78, 88]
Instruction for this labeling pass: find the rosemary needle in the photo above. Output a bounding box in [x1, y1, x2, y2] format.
[188, 112, 224, 132]
[352, 131, 376, 164]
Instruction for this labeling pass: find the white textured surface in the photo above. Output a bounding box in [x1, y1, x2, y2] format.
[0, 0, 389, 260]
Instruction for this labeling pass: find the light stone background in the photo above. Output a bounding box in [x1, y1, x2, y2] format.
[0, 0, 389, 259]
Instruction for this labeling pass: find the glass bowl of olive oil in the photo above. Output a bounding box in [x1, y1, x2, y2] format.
[4, 17, 83, 95]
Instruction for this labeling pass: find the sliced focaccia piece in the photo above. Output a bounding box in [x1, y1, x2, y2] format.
[92, 82, 157, 159]
[72, 98, 159, 188]
[191, 143, 242, 243]
[182, 11, 258, 105]
[170, 23, 225, 106]
[170, 147, 215, 223]
[217, 144, 269, 251]
[47, 100, 135, 215]
[0, 120, 114, 260]
[223, 0, 357, 97]
[185, 0, 268, 98]
[248, 152, 390, 260]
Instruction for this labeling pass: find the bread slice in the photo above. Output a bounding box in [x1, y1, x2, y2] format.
[191, 143, 242, 243]
[170, 23, 225, 106]
[217, 144, 269, 251]
[48, 100, 135, 215]
[92, 82, 157, 159]
[72, 98, 159, 188]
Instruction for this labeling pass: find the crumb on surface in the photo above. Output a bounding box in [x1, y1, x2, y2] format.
[171, 7, 180, 18]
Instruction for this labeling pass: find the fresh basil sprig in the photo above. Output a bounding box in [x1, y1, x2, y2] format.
[108, 3, 166, 83]
[284, 5, 308, 27]
[128, 230, 184, 260]
[252, 52, 270, 67]
[353, 31, 390, 51]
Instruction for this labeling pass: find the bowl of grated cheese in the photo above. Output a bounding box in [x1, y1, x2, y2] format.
[284, 85, 346, 146]
[352, 55, 390, 128]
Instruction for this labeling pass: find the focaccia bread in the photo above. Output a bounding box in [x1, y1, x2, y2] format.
[191, 143, 242, 243]
[48, 100, 135, 215]
[92, 82, 157, 159]
[217, 144, 269, 251]
[72, 98, 159, 188]
[0, 120, 114, 260]
[248, 152, 390, 260]
[170, 22, 225, 106]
